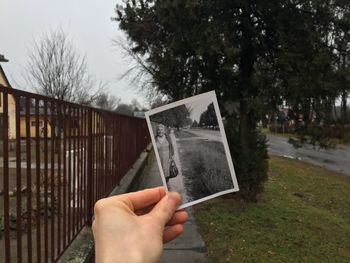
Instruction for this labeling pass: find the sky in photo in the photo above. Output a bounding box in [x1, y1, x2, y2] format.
[187, 98, 213, 123]
[0, 0, 147, 105]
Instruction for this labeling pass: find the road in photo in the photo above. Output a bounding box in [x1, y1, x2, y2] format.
[184, 128, 221, 141]
[267, 133, 350, 175]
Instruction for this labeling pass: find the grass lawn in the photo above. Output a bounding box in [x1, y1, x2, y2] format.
[194, 155, 350, 262]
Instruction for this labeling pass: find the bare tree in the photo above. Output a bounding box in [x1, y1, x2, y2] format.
[112, 37, 160, 101]
[25, 29, 106, 152]
[95, 92, 121, 111]
[25, 28, 102, 104]
[150, 94, 169, 109]
[130, 98, 142, 111]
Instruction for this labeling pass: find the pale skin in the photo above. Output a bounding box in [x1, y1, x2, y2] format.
[156, 125, 165, 138]
[92, 187, 188, 263]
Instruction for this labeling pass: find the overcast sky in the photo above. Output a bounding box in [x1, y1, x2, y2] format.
[0, 0, 147, 105]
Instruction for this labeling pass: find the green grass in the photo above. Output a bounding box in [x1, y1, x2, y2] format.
[194, 156, 350, 262]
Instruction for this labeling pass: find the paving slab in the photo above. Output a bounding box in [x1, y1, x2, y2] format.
[134, 150, 210, 263]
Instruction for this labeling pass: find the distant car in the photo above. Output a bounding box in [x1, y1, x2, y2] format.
[133, 111, 145, 118]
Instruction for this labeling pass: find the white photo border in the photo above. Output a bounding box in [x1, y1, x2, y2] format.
[145, 90, 239, 209]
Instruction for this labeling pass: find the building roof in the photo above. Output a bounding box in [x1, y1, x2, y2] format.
[0, 66, 11, 87]
[0, 54, 9, 62]
[0, 54, 11, 88]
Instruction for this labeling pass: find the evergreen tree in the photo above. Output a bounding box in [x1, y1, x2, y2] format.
[115, 0, 350, 201]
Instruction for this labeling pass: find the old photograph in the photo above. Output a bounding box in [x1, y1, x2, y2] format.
[145, 91, 239, 209]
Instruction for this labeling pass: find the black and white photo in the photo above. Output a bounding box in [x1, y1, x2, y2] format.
[145, 91, 239, 209]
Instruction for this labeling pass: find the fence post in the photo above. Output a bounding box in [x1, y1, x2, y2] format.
[2, 92, 11, 263]
[87, 109, 93, 225]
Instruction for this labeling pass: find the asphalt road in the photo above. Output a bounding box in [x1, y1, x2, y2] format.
[182, 129, 350, 176]
[267, 134, 350, 176]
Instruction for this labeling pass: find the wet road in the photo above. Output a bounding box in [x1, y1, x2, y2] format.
[177, 130, 350, 175]
[267, 134, 350, 176]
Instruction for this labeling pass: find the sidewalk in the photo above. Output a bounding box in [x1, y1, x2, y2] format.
[132, 151, 210, 263]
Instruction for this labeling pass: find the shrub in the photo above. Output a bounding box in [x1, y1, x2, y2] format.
[296, 123, 350, 147]
[269, 124, 294, 134]
[225, 119, 269, 202]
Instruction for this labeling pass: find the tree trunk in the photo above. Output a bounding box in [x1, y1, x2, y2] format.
[341, 91, 348, 124]
[237, 1, 261, 201]
[302, 99, 311, 126]
[239, 1, 255, 163]
[333, 100, 338, 121]
[239, 99, 250, 151]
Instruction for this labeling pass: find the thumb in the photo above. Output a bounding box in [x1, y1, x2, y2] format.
[148, 192, 181, 226]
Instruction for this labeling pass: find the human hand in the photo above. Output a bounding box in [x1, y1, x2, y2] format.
[92, 187, 188, 263]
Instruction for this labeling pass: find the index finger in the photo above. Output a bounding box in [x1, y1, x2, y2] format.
[111, 187, 166, 211]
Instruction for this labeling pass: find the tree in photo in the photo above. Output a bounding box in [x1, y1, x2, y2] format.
[199, 103, 218, 128]
[150, 104, 191, 130]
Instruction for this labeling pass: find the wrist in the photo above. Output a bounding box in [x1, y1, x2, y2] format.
[96, 246, 144, 263]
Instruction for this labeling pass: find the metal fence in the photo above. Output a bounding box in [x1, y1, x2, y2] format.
[0, 85, 150, 262]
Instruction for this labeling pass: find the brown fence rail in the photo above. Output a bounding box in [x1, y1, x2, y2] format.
[0, 85, 150, 262]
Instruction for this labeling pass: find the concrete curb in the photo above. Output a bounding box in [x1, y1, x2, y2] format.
[58, 144, 153, 263]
